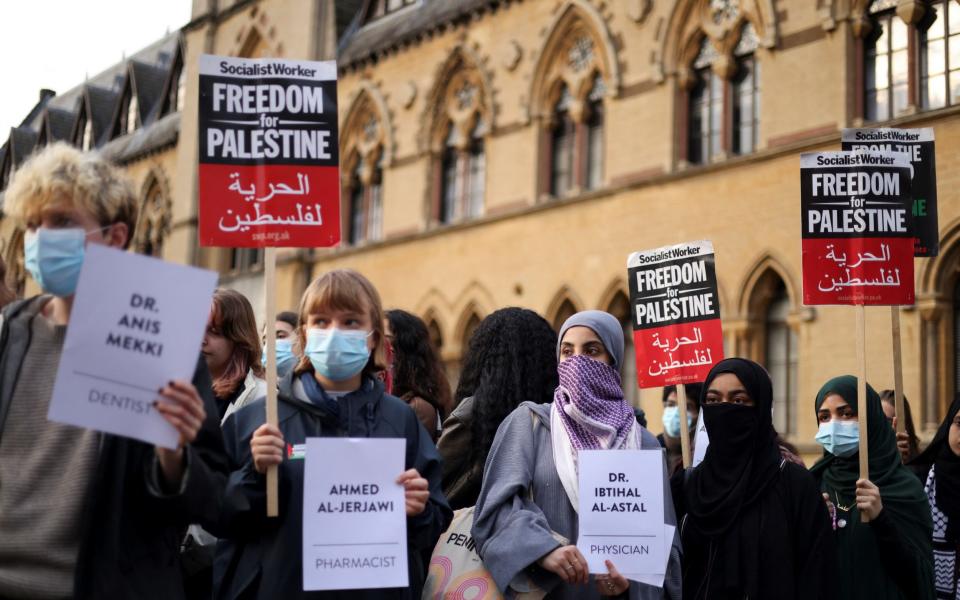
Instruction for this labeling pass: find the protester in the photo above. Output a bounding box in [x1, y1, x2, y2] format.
[909, 393, 960, 599]
[261, 310, 299, 379]
[672, 358, 834, 599]
[437, 307, 557, 510]
[385, 308, 452, 441]
[0, 142, 227, 599]
[204, 288, 267, 424]
[658, 383, 702, 476]
[472, 310, 682, 599]
[214, 269, 451, 599]
[0, 256, 15, 308]
[880, 389, 922, 467]
[811, 375, 934, 600]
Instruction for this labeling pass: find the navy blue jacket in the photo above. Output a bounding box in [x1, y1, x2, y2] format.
[213, 373, 451, 599]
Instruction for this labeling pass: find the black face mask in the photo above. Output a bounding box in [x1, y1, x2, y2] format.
[702, 403, 758, 453]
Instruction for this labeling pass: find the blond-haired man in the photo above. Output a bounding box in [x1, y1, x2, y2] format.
[0, 143, 228, 599]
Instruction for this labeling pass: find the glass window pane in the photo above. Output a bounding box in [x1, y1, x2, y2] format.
[688, 82, 706, 164]
[951, 2, 960, 33]
[587, 115, 603, 189]
[892, 18, 909, 50]
[928, 39, 946, 75]
[467, 143, 485, 217]
[930, 5, 947, 40]
[893, 82, 909, 114]
[875, 54, 890, 89]
[926, 73, 947, 108]
[441, 150, 459, 223]
[892, 48, 909, 85]
[350, 183, 364, 244]
[951, 68, 960, 103]
[876, 19, 889, 54]
[950, 34, 960, 71]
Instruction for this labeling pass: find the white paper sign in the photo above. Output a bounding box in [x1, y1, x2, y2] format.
[303, 437, 408, 591]
[626, 524, 675, 588]
[577, 449, 666, 579]
[47, 245, 216, 449]
[692, 408, 709, 467]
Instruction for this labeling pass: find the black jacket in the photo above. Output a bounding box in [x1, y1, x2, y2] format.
[213, 372, 452, 600]
[0, 296, 230, 599]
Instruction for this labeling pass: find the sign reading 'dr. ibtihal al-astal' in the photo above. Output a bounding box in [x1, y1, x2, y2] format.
[47, 245, 216, 449]
[303, 437, 408, 591]
[198, 54, 340, 248]
[577, 450, 667, 582]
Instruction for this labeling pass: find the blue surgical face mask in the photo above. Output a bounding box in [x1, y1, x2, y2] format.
[815, 420, 860, 457]
[305, 328, 371, 381]
[262, 338, 297, 377]
[23, 225, 110, 298]
[662, 405, 693, 438]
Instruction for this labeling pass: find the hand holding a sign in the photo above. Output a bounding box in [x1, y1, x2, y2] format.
[855, 479, 884, 520]
[396, 468, 429, 516]
[538, 545, 590, 585]
[154, 379, 207, 486]
[595, 560, 629, 596]
[251, 423, 285, 474]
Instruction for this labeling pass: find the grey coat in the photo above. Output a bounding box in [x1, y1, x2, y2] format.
[472, 402, 681, 600]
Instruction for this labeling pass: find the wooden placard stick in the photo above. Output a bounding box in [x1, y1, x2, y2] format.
[677, 382, 692, 468]
[265, 247, 279, 517]
[891, 307, 905, 434]
[856, 305, 871, 522]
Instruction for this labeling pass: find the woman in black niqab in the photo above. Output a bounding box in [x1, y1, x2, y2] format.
[673, 358, 834, 600]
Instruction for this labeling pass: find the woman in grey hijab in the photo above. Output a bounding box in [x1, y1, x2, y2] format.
[472, 310, 682, 599]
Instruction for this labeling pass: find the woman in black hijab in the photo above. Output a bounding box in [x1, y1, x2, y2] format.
[672, 358, 834, 600]
[909, 393, 960, 599]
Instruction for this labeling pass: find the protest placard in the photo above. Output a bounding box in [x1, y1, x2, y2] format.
[627, 241, 723, 387]
[302, 437, 408, 591]
[841, 128, 938, 257]
[198, 53, 342, 516]
[577, 450, 666, 580]
[842, 128, 935, 435]
[198, 54, 340, 248]
[800, 150, 914, 306]
[47, 245, 216, 449]
[628, 241, 723, 467]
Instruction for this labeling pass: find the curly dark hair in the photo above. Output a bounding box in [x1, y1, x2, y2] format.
[386, 309, 453, 417]
[455, 307, 559, 469]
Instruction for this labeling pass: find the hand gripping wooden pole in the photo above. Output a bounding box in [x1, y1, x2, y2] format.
[677, 383, 692, 468]
[265, 247, 279, 517]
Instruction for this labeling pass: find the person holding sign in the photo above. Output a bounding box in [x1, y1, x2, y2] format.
[810, 376, 934, 600]
[673, 358, 834, 600]
[473, 310, 681, 599]
[438, 307, 559, 509]
[658, 384, 701, 477]
[213, 269, 451, 599]
[206, 288, 268, 424]
[908, 393, 960, 599]
[0, 143, 228, 599]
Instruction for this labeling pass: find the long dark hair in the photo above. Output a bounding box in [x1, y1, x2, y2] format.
[880, 389, 921, 461]
[455, 307, 558, 468]
[210, 288, 264, 399]
[385, 309, 452, 417]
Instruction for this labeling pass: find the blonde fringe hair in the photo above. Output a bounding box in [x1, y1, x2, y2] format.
[4, 142, 137, 248]
[294, 269, 388, 378]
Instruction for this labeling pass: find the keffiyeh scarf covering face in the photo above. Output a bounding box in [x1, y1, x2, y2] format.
[551, 354, 639, 510]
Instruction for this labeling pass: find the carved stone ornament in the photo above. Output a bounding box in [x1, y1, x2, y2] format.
[399, 80, 417, 109]
[501, 40, 522, 71]
[626, 0, 653, 23]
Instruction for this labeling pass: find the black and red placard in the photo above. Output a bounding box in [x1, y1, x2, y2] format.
[198, 54, 340, 248]
[800, 151, 914, 306]
[627, 241, 724, 388]
[842, 128, 938, 257]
